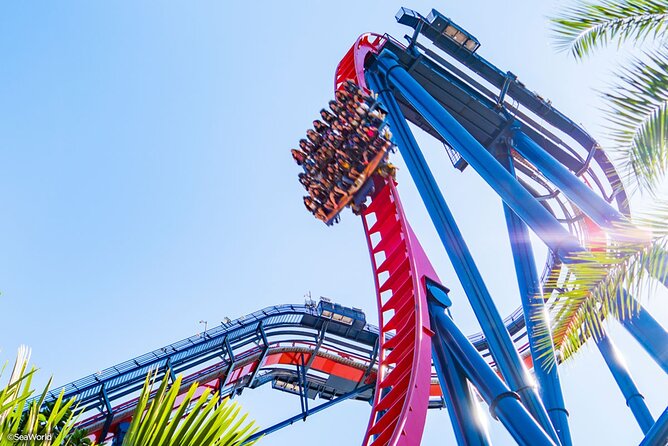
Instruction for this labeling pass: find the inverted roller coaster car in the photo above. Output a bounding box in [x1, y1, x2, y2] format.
[320, 149, 393, 225]
[293, 81, 396, 226]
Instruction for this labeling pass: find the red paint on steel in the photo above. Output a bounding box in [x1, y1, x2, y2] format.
[360, 177, 434, 446]
[85, 343, 382, 442]
[335, 33, 387, 93]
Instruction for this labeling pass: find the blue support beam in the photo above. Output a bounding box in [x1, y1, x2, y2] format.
[371, 52, 668, 435]
[511, 129, 668, 290]
[242, 383, 375, 445]
[246, 322, 271, 388]
[298, 353, 309, 420]
[510, 132, 668, 367]
[371, 51, 583, 262]
[509, 131, 668, 374]
[426, 279, 491, 446]
[111, 421, 130, 446]
[221, 337, 236, 389]
[359, 337, 379, 387]
[596, 333, 655, 434]
[511, 130, 627, 231]
[640, 406, 668, 446]
[367, 69, 560, 443]
[370, 47, 667, 445]
[499, 148, 572, 446]
[427, 291, 557, 446]
[165, 357, 176, 383]
[617, 297, 668, 374]
[99, 385, 114, 442]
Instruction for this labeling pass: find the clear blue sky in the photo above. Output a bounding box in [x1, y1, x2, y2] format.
[0, 1, 666, 445]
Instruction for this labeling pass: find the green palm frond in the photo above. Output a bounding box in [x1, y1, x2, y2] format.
[0, 347, 81, 446]
[605, 46, 668, 194]
[535, 201, 668, 367]
[1, 353, 259, 445]
[122, 370, 260, 446]
[552, 0, 668, 58]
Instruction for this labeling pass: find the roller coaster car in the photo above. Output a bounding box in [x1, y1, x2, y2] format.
[317, 300, 366, 329]
[295, 80, 395, 225]
[321, 147, 392, 226]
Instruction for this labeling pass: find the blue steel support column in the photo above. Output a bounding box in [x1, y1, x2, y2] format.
[640, 406, 668, 446]
[372, 48, 668, 388]
[367, 70, 560, 444]
[617, 296, 668, 374]
[426, 279, 490, 446]
[512, 130, 668, 289]
[242, 383, 375, 445]
[511, 132, 668, 361]
[428, 290, 557, 446]
[511, 130, 627, 230]
[498, 148, 572, 446]
[372, 51, 583, 262]
[595, 333, 655, 433]
[112, 422, 130, 446]
[99, 385, 114, 442]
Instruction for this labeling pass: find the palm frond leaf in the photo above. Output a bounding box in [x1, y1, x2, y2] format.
[122, 369, 260, 446]
[605, 46, 668, 194]
[534, 201, 668, 368]
[551, 0, 668, 58]
[0, 348, 83, 446]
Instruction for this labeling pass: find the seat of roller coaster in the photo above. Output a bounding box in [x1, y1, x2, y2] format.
[294, 81, 395, 225]
[320, 151, 392, 225]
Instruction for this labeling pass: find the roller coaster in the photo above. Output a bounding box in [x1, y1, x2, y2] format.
[37, 7, 667, 446]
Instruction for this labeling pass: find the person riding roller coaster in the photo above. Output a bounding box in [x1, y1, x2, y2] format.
[291, 80, 396, 225]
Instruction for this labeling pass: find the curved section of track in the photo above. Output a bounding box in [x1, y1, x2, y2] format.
[333, 24, 629, 365]
[37, 304, 379, 442]
[38, 300, 530, 443]
[330, 19, 637, 444]
[360, 177, 433, 446]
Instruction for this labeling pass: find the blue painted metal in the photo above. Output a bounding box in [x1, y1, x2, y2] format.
[298, 353, 309, 421]
[242, 383, 375, 445]
[317, 300, 366, 329]
[359, 337, 379, 388]
[649, 248, 668, 288]
[37, 297, 535, 441]
[596, 333, 655, 434]
[373, 36, 668, 376]
[395, 8, 600, 158]
[640, 406, 668, 446]
[99, 385, 114, 441]
[111, 421, 130, 446]
[427, 294, 557, 446]
[33, 304, 376, 413]
[165, 357, 176, 383]
[371, 51, 667, 423]
[618, 297, 668, 374]
[246, 322, 270, 388]
[512, 129, 668, 289]
[367, 69, 560, 443]
[499, 148, 572, 446]
[371, 51, 583, 262]
[426, 279, 490, 446]
[221, 337, 236, 388]
[511, 130, 627, 231]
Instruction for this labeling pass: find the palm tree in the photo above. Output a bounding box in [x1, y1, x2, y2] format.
[552, 0, 668, 195]
[120, 370, 260, 446]
[536, 0, 668, 363]
[0, 348, 260, 446]
[0, 346, 79, 446]
[18, 400, 93, 446]
[537, 209, 668, 363]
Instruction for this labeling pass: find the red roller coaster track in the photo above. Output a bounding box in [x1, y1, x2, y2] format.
[360, 177, 445, 446]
